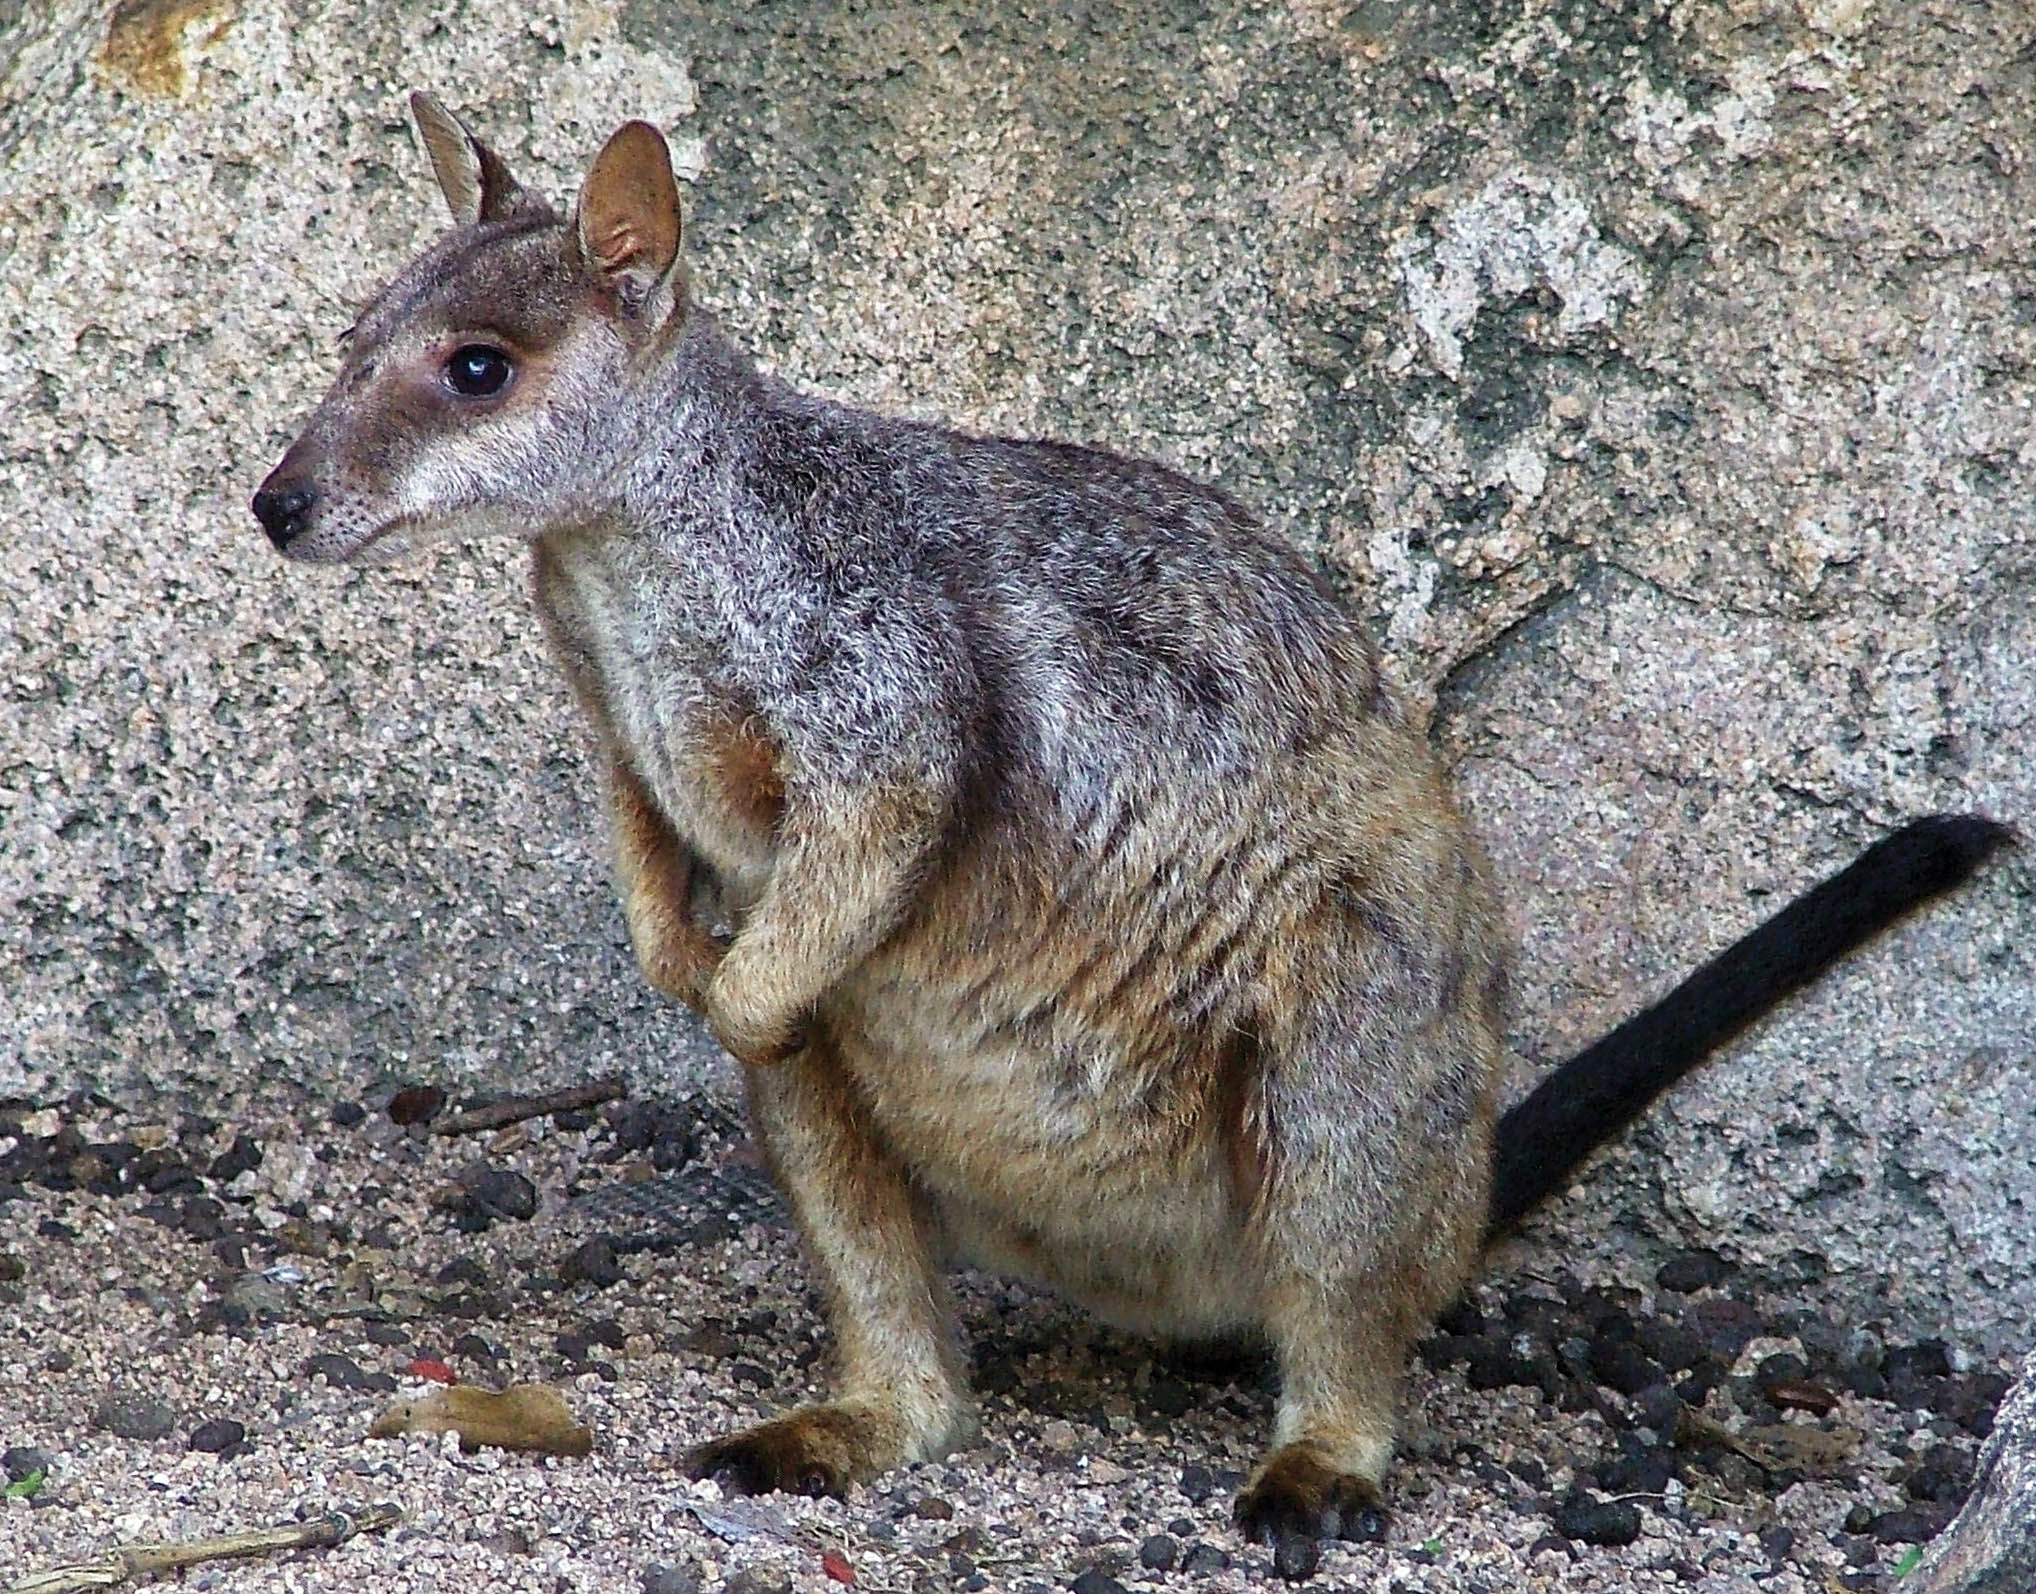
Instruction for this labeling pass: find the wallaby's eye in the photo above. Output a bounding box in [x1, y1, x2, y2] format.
[444, 344, 513, 398]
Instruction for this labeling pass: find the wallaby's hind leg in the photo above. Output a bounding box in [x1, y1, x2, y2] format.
[686, 1043, 976, 1495]
[1233, 1266, 1412, 1549]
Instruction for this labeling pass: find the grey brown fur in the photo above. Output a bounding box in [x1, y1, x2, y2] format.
[252, 99, 1979, 1557]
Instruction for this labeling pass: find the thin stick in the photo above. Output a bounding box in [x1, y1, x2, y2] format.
[6, 1503, 400, 1594]
[433, 1076, 627, 1136]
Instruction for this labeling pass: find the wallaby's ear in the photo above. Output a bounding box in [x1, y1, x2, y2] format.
[411, 91, 530, 227]
[574, 120, 682, 316]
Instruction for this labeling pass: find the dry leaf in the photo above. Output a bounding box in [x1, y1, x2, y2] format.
[368, 1384, 591, 1457]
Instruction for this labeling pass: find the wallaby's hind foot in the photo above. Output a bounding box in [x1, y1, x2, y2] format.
[686, 1396, 973, 1498]
[1234, 1440, 1390, 1547]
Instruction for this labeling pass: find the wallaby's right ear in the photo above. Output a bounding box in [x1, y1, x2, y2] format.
[574, 120, 683, 324]
[411, 91, 531, 227]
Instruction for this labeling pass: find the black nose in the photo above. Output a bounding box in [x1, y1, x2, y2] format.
[252, 483, 318, 549]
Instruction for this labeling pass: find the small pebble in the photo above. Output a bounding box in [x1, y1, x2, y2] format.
[1178, 1463, 1215, 1503]
[912, 1496, 955, 1520]
[1069, 1569, 1127, 1594]
[1138, 1533, 1178, 1571]
[561, 1238, 624, 1289]
[640, 1563, 700, 1594]
[1656, 1251, 1731, 1293]
[467, 1166, 538, 1221]
[387, 1086, 446, 1126]
[1552, 1497, 1642, 1547]
[1180, 1542, 1230, 1572]
[94, 1396, 175, 1442]
[208, 1134, 263, 1182]
[330, 1100, 367, 1128]
[187, 1417, 245, 1454]
[302, 1353, 368, 1390]
[3, 1446, 49, 1482]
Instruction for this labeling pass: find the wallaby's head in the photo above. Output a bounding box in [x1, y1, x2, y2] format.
[253, 95, 685, 563]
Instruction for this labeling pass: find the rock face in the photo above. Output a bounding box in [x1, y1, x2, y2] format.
[0, 1, 2029, 1342]
[1916, 1350, 2036, 1594]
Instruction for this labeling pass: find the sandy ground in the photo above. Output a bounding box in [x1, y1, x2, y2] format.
[0, 1086, 2006, 1593]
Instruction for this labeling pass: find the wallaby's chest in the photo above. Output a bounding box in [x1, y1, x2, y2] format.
[530, 535, 783, 903]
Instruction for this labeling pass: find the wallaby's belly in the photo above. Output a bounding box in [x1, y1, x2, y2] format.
[832, 984, 1267, 1337]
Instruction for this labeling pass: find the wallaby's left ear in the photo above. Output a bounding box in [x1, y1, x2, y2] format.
[575, 120, 682, 323]
[411, 91, 534, 227]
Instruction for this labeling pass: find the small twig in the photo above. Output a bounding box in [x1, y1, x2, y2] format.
[433, 1076, 627, 1136]
[7, 1503, 401, 1594]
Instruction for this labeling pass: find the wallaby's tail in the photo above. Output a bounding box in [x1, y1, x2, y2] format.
[1486, 814, 2014, 1240]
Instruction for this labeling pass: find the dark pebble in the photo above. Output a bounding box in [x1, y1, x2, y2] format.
[1181, 1542, 1230, 1572]
[1755, 1351, 1809, 1391]
[3, 1446, 49, 1482]
[436, 1257, 490, 1288]
[1600, 1443, 1676, 1495]
[179, 1196, 225, 1242]
[1139, 1534, 1178, 1571]
[362, 1321, 408, 1347]
[1656, 1251, 1731, 1293]
[1069, 1570, 1127, 1594]
[95, 1396, 176, 1441]
[1167, 1517, 1195, 1536]
[1591, 1339, 1664, 1397]
[1179, 1463, 1215, 1503]
[1552, 1497, 1642, 1547]
[467, 1167, 538, 1221]
[302, 1353, 368, 1390]
[1906, 1445, 1975, 1504]
[610, 1102, 659, 1152]
[450, 1332, 499, 1363]
[640, 1565, 699, 1594]
[1528, 1533, 1572, 1559]
[560, 1238, 624, 1289]
[557, 1331, 594, 1363]
[1463, 1339, 1544, 1391]
[208, 1135, 263, 1183]
[387, 1086, 446, 1127]
[187, 1417, 245, 1454]
[583, 1318, 627, 1350]
[36, 1350, 66, 1372]
[1689, 1297, 1763, 1358]
[1884, 1341, 1953, 1381]
[730, 1361, 772, 1387]
[1633, 1383, 1683, 1435]
[1759, 1525, 1795, 1560]
[37, 1219, 77, 1241]
[718, 1572, 791, 1594]
[1870, 1503, 1955, 1543]
[1843, 1503, 1875, 1534]
[331, 1100, 367, 1128]
[1635, 1318, 1708, 1373]
[1272, 1534, 1319, 1582]
[911, 1495, 955, 1520]
[0, 1254, 25, 1282]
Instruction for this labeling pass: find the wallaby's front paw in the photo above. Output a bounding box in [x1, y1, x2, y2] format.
[708, 1013, 801, 1069]
[703, 970, 802, 1068]
[1234, 1443, 1388, 1580]
[686, 1404, 894, 1497]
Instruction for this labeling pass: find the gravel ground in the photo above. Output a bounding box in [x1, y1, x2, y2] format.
[0, 1088, 2009, 1594]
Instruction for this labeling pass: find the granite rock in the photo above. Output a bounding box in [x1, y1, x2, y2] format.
[0, 0, 2029, 1346]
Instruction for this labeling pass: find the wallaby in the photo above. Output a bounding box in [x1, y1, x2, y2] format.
[252, 97, 2011, 1565]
